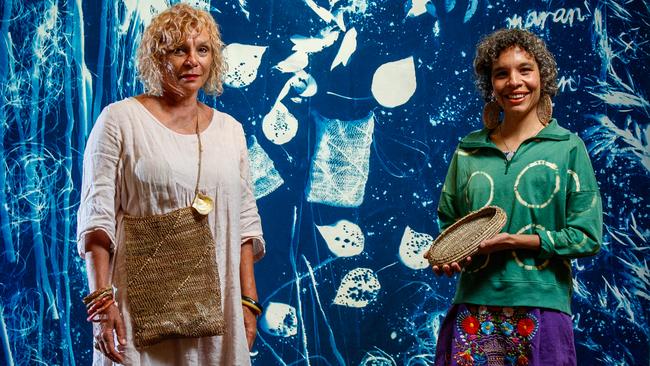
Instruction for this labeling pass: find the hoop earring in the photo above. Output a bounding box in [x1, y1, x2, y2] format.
[482, 100, 501, 130]
[537, 94, 553, 126]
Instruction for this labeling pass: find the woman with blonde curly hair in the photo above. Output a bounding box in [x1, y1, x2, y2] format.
[77, 4, 265, 365]
[430, 29, 602, 365]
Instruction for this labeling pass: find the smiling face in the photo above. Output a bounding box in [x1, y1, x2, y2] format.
[491, 46, 542, 122]
[162, 29, 213, 98]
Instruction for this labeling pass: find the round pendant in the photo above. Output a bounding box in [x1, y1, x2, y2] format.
[192, 193, 214, 215]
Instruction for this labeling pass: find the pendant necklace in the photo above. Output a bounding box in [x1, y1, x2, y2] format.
[190, 106, 214, 215]
[499, 123, 544, 161]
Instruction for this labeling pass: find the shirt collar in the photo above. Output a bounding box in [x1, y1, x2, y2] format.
[459, 119, 570, 149]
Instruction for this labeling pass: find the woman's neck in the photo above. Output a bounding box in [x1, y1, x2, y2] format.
[491, 110, 544, 154]
[136, 93, 203, 134]
[158, 91, 198, 111]
[500, 110, 543, 140]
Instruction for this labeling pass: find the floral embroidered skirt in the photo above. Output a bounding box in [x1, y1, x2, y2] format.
[434, 304, 576, 366]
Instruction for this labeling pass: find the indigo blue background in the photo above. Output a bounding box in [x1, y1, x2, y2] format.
[1, 0, 648, 365]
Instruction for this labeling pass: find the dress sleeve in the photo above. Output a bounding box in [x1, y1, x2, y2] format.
[237, 125, 266, 262]
[76, 106, 122, 257]
[535, 138, 603, 259]
[437, 148, 462, 232]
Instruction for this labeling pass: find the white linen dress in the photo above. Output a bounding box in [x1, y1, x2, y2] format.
[77, 98, 265, 365]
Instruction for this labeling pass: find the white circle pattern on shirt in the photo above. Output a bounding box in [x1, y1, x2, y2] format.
[465, 171, 494, 208]
[514, 160, 560, 209]
[512, 224, 550, 271]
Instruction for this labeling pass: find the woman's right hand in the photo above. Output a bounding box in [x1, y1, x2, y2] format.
[93, 303, 126, 364]
[431, 256, 472, 276]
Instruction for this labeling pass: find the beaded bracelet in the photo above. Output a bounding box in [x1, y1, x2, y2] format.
[241, 296, 263, 317]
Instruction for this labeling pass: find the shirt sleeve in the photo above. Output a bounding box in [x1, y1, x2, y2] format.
[76, 106, 122, 257]
[437, 148, 462, 232]
[237, 125, 266, 262]
[535, 138, 603, 259]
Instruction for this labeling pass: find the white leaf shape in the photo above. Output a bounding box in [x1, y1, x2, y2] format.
[398, 226, 434, 270]
[406, 0, 431, 17]
[317, 219, 364, 257]
[262, 102, 299, 144]
[290, 70, 318, 97]
[334, 9, 347, 31]
[260, 302, 298, 337]
[334, 268, 380, 308]
[371, 56, 417, 108]
[291, 29, 340, 53]
[274, 51, 309, 73]
[330, 28, 357, 70]
[304, 0, 335, 23]
[223, 43, 267, 88]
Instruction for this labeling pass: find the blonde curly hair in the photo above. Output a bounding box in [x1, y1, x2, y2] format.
[136, 3, 226, 96]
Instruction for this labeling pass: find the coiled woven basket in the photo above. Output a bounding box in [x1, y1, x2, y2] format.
[425, 206, 507, 266]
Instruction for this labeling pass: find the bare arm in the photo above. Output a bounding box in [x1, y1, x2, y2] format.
[478, 233, 540, 253]
[240, 239, 259, 350]
[240, 240, 259, 300]
[84, 230, 113, 292]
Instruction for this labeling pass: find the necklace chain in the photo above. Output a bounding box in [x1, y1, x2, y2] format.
[498, 123, 544, 161]
[499, 124, 513, 153]
[194, 105, 202, 196]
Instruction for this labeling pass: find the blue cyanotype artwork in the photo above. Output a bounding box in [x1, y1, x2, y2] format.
[306, 112, 375, 207]
[1, 0, 648, 365]
[248, 135, 285, 199]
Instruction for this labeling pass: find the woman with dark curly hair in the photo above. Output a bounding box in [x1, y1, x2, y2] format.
[77, 4, 264, 365]
[430, 29, 602, 365]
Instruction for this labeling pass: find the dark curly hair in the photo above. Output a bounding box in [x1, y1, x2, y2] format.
[473, 28, 558, 102]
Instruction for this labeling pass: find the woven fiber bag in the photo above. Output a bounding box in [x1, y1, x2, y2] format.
[425, 206, 507, 266]
[123, 207, 224, 348]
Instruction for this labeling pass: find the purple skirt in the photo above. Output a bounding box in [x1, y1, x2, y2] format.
[434, 304, 576, 366]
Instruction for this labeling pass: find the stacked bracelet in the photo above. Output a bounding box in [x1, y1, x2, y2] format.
[241, 296, 263, 317]
[83, 286, 112, 305]
[83, 286, 115, 322]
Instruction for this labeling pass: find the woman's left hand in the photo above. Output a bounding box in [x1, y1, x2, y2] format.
[478, 233, 540, 254]
[242, 305, 258, 350]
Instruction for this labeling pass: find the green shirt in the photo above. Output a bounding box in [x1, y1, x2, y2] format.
[438, 119, 603, 314]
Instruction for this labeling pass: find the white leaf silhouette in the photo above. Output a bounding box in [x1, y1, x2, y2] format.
[371, 56, 417, 108]
[223, 43, 267, 88]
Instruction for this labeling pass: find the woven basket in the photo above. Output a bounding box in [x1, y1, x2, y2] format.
[425, 206, 507, 266]
[124, 207, 225, 348]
